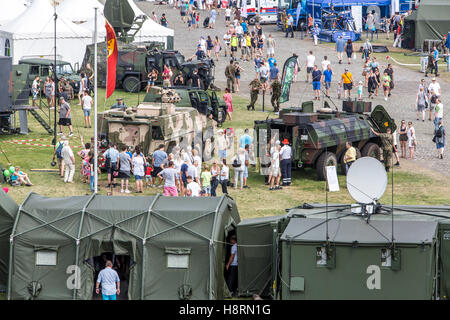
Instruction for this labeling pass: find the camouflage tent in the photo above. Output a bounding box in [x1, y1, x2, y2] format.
[7, 193, 240, 300]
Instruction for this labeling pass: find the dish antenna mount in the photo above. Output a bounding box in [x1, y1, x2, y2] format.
[346, 157, 387, 220]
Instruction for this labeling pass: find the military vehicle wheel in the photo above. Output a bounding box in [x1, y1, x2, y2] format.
[123, 76, 141, 93]
[340, 148, 361, 175]
[361, 142, 381, 160]
[316, 151, 337, 181]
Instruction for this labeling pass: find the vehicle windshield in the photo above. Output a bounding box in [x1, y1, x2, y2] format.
[175, 53, 185, 65]
[278, 0, 290, 9]
[55, 63, 74, 75]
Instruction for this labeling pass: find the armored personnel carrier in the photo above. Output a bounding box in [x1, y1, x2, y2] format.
[254, 100, 397, 180]
[98, 88, 216, 158]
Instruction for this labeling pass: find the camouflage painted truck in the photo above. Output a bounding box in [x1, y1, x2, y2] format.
[254, 100, 397, 180]
[98, 88, 216, 161]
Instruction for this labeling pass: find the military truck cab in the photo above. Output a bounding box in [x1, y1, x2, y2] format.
[17, 58, 80, 93]
[254, 101, 396, 180]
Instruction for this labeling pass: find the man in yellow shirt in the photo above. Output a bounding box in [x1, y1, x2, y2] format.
[341, 68, 354, 99]
[343, 141, 356, 174]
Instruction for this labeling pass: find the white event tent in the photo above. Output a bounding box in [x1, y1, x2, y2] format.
[0, 0, 29, 26]
[125, 0, 174, 45]
[0, 0, 93, 66]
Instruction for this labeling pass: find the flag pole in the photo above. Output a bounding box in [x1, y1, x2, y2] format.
[94, 7, 98, 194]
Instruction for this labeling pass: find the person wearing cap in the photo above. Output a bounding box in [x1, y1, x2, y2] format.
[58, 97, 74, 137]
[110, 98, 128, 110]
[280, 139, 292, 186]
[312, 24, 320, 46]
[335, 35, 345, 64]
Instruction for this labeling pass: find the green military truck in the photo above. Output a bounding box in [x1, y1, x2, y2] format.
[254, 100, 397, 180]
[17, 58, 81, 93]
[82, 43, 215, 93]
[144, 86, 227, 125]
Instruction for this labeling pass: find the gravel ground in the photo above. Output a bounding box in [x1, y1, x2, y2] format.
[136, 1, 449, 178]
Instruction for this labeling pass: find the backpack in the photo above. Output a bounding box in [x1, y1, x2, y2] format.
[435, 127, 443, 138]
[56, 143, 64, 159]
[232, 154, 241, 168]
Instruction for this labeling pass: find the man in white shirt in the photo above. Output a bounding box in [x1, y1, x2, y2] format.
[428, 78, 441, 98]
[186, 175, 201, 197]
[280, 139, 292, 186]
[305, 51, 315, 83]
[32, 76, 40, 107]
[81, 90, 93, 128]
[187, 161, 199, 183]
[192, 149, 202, 178]
[321, 56, 330, 71]
[61, 140, 75, 183]
[225, 7, 232, 26]
[223, 32, 231, 57]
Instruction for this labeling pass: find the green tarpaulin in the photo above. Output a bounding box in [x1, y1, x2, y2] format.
[0, 190, 18, 290]
[8, 193, 240, 300]
[404, 0, 450, 49]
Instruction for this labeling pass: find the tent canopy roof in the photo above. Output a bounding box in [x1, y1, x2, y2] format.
[0, 0, 92, 39]
[14, 193, 240, 241]
[57, 0, 104, 23]
[281, 217, 438, 244]
[0, 0, 29, 26]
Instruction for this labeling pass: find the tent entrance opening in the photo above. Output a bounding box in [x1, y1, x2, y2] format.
[88, 252, 134, 300]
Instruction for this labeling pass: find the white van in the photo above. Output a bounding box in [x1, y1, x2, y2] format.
[238, 0, 278, 25]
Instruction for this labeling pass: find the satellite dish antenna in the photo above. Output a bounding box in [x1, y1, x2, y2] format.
[346, 157, 387, 216]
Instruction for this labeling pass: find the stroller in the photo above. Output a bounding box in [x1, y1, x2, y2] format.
[203, 17, 210, 28]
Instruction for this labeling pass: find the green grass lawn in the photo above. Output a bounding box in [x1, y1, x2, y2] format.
[1, 87, 449, 220]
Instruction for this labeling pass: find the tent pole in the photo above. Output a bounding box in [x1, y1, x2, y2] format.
[73, 193, 96, 300]
[7, 192, 33, 300]
[141, 194, 160, 300]
[208, 195, 226, 300]
[94, 6, 99, 194]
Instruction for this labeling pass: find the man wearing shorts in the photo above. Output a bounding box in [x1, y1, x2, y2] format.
[158, 161, 179, 197]
[311, 65, 322, 100]
[58, 97, 74, 137]
[32, 76, 40, 107]
[305, 51, 315, 83]
[266, 34, 275, 57]
[81, 90, 92, 128]
[230, 33, 238, 58]
[322, 64, 333, 98]
[152, 144, 168, 188]
[341, 68, 353, 99]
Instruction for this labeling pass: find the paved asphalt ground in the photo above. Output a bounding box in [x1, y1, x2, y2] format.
[136, 1, 449, 178]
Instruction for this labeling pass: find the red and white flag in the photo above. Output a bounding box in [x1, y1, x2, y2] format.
[105, 19, 118, 99]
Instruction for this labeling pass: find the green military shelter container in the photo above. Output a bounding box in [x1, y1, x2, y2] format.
[7, 193, 240, 300]
[237, 215, 287, 298]
[0, 189, 18, 290]
[280, 213, 439, 299]
[403, 0, 450, 50]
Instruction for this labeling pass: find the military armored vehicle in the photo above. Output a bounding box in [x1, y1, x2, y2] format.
[144, 86, 227, 125]
[98, 88, 216, 159]
[82, 44, 215, 93]
[17, 58, 81, 93]
[81, 0, 215, 93]
[254, 100, 397, 180]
